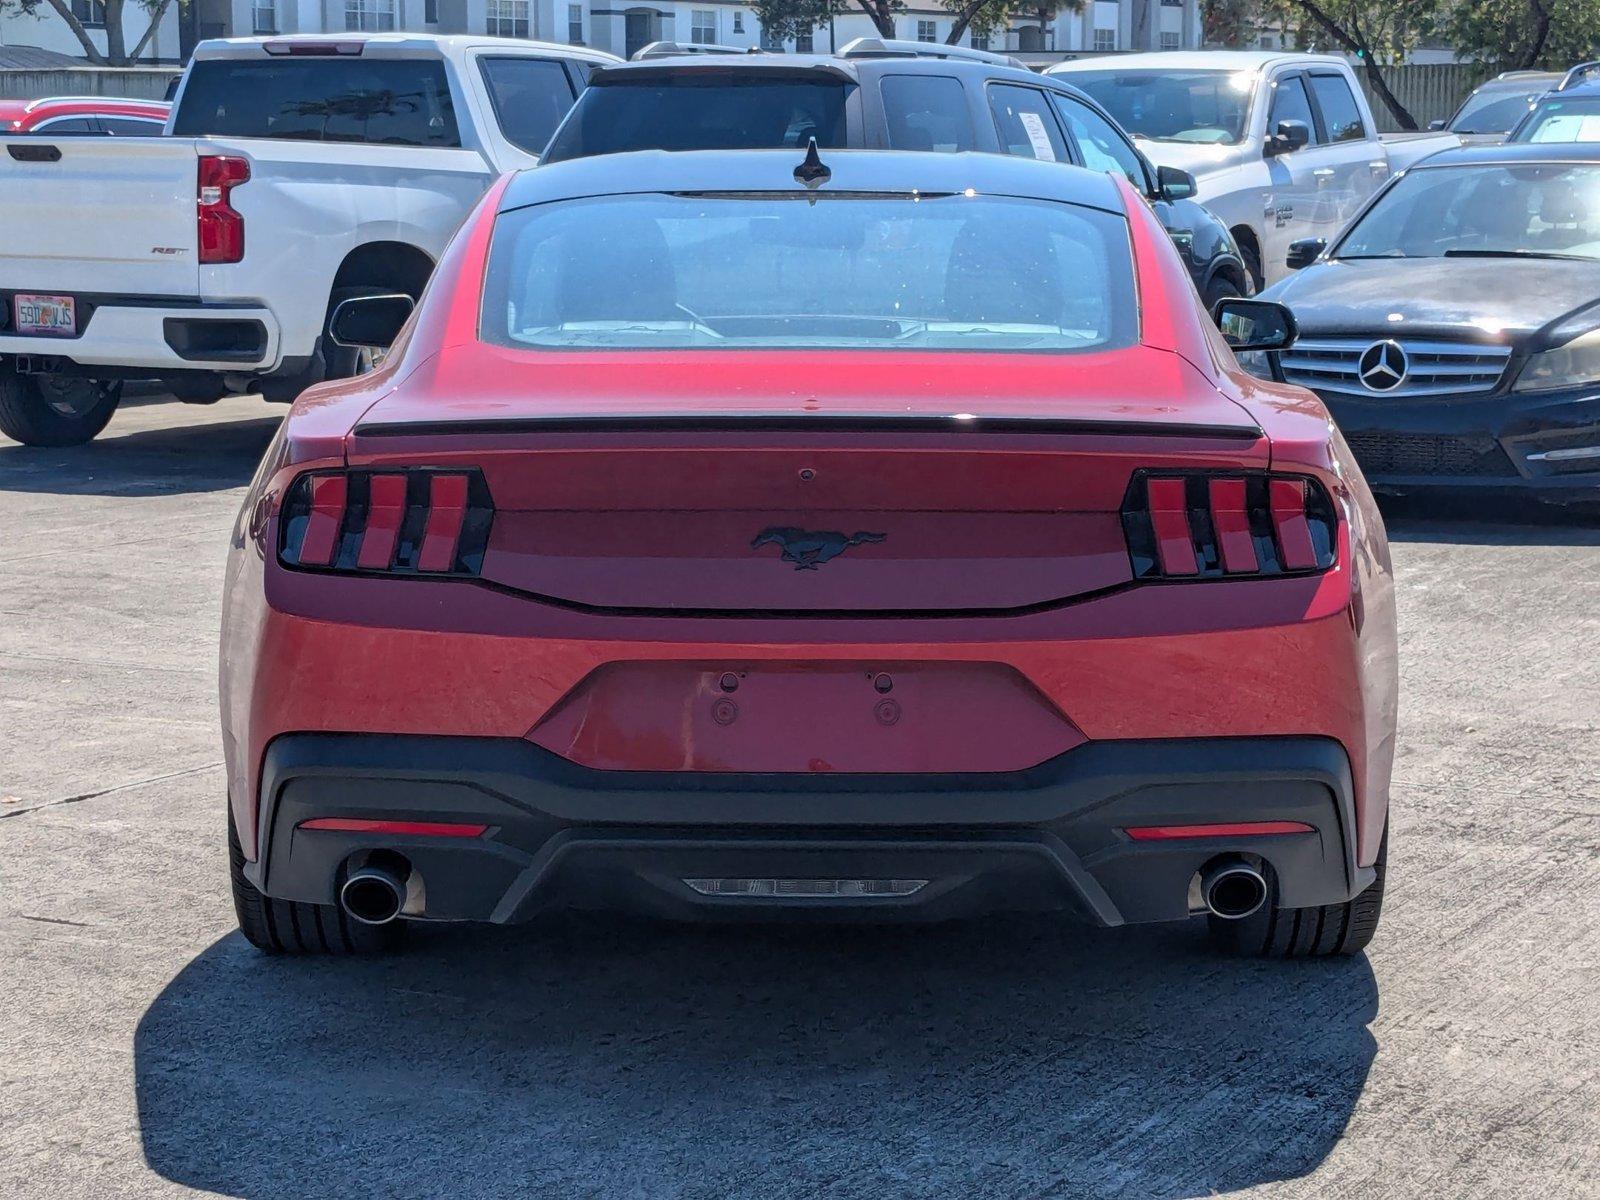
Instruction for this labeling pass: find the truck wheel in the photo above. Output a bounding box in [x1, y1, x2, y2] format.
[0, 371, 121, 447]
[228, 808, 400, 955]
[1208, 826, 1387, 958]
[321, 286, 389, 380]
[1203, 274, 1243, 309]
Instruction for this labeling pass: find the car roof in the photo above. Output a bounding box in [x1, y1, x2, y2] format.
[1540, 79, 1600, 98]
[1049, 50, 1348, 73]
[1471, 72, 1561, 93]
[587, 52, 1054, 89]
[192, 32, 620, 64]
[499, 148, 1127, 213]
[1409, 141, 1600, 168]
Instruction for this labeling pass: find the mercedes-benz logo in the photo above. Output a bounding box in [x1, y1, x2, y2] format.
[1358, 340, 1408, 392]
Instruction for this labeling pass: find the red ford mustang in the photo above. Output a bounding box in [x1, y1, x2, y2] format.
[220, 149, 1396, 959]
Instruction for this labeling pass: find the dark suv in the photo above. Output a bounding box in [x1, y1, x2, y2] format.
[542, 41, 1251, 304]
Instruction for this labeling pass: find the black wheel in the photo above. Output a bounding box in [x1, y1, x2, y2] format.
[257, 287, 387, 403]
[1203, 273, 1244, 310]
[228, 807, 400, 955]
[1239, 241, 1263, 294]
[0, 370, 121, 446]
[1208, 826, 1387, 958]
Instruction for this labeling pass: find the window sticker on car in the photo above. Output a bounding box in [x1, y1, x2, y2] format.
[1017, 111, 1058, 162]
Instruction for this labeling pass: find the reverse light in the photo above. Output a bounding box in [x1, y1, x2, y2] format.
[197, 154, 249, 264]
[278, 468, 494, 576]
[1121, 472, 1337, 579]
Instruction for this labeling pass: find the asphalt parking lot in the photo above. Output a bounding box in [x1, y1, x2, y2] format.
[2, 392, 1597, 1199]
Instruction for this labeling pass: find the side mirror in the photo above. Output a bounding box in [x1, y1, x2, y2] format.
[1212, 297, 1297, 352]
[1428, 118, 1446, 131]
[329, 293, 414, 350]
[1267, 118, 1311, 157]
[1156, 163, 1197, 202]
[1286, 237, 1327, 270]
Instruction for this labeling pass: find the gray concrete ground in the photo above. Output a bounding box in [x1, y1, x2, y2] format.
[1, 393, 1597, 1199]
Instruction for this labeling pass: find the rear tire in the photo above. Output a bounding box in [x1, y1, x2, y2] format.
[228, 807, 400, 955]
[1208, 826, 1387, 958]
[1203, 273, 1244, 310]
[0, 370, 120, 446]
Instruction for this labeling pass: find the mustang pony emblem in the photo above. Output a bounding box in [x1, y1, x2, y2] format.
[751, 527, 886, 570]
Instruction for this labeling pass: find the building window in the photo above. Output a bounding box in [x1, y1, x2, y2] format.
[760, 26, 784, 50]
[795, 27, 812, 51]
[252, 0, 276, 33]
[915, 19, 936, 41]
[1092, 27, 1116, 51]
[691, 9, 716, 42]
[485, 0, 530, 37]
[1159, 30, 1180, 48]
[345, 0, 396, 31]
[568, 2, 583, 42]
[970, 33, 988, 50]
[426, 0, 438, 22]
[70, 0, 106, 26]
[1161, 0, 1182, 5]
[732, 11, 743, 32]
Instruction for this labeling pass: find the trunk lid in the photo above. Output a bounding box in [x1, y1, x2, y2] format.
[348, 347, 1266, 614]
[0, 137, 201, 295]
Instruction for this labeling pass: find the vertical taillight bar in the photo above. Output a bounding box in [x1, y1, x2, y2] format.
[278, 469, 492, 577]
[1146, 478, 1198, 576]
[1206, 478, 1259, 574]
[297, 475, 348, 567]
[197, 154, 249, 265]
[416, 475, 469, 572]
[1269, 479, 1317, 570]
[356, 474, 408, 570]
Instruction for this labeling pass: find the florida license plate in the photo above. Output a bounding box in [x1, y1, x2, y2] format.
[13, 294, 75, 336]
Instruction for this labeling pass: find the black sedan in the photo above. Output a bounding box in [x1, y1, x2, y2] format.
[1254, 143, 1600, 506]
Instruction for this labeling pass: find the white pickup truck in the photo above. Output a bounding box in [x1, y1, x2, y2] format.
[0, 33, 617, 445]
[1049, 51, 1458, 291]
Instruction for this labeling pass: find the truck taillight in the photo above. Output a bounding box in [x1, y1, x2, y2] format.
[1121, 472, 1338, 579]
[197, 154, 249, 265]
[278, 469, 495, 576]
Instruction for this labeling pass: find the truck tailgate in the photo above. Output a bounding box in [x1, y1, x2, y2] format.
[0, 137, 200, 296]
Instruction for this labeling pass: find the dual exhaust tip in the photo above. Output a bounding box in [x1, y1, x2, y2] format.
[338, 858, 410, 926]
[1200, 856, 1269, 921]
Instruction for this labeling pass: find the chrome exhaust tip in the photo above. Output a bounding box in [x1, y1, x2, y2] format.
[1201, 857, 1269, 921]
[338, 861, 409, 926]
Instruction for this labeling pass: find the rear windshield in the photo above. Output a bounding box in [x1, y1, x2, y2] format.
[482, 191, 1136, 353]
[542, 74, 850, 161]
[172, 58, 460, 146]
[1451, 89, 1542, 134]
[1061, 68, 1253, 145]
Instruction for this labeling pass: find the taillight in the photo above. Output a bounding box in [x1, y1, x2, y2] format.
[278, 469, 494, 576]
[1121, 472, 1337, 579]
[197, 154, 249, 264]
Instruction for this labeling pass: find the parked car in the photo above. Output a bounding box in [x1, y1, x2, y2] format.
[220, 147, 1395, 961]
[0, 33, 618, 447]
[1429, 70, 1560, 143]
[1049, 51, 1459, 289]
[542, 39, 1252, 306]
[1507, 64, 1600, 143]
[0, 95, 170, 136]
[1253, 143, 1600, 505]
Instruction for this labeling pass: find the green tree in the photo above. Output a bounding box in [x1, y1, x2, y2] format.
[1449, 0, 1600, 71]
[752, 0, 851, 43]
[0, 0, 182, 66]
[1202, 0, 1258, 47]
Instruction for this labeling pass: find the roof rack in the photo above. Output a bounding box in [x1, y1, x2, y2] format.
[836, 37, 1027, 70]
[1557, 60, 1600, 91]
[1495, 69, 1554, 80]
[631, 40, 757, 60]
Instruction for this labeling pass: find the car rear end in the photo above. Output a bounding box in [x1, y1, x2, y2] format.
[221, 152, 1394, 937]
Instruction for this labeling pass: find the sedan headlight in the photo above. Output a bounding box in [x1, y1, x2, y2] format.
[1515, 328, 1600, 392]
[1233, 349, 1274, 380]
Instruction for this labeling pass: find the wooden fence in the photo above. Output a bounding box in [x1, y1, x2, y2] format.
[1353, 63, 1496, 132]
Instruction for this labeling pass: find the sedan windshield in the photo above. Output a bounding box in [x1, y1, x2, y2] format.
[1057, 69, 1253, 145]
[1335, 163, 1600, 261]
[1515, 97, 1600, 143]
[482, 192, 1137, 353]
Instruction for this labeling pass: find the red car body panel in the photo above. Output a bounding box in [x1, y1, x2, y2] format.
[220, 157, 1397, 921]
[0, 97, 171, 132]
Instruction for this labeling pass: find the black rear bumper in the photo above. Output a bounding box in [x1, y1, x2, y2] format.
[247, 734, 1371, 927]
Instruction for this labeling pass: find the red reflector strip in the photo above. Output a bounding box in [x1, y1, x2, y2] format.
[416, 474, 468, 572]
[1207, 478, 1258, 574]
[356, 474, 407, 570]
[1125, 821, 1315, 841]
[297, 474, 347, 566]
[1269, 478, 1317, 570]
[1147, 478, 1198, 575]
[298, 818, 488, 837]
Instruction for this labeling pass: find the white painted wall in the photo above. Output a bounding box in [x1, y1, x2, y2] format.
[0, 1, 182, 62]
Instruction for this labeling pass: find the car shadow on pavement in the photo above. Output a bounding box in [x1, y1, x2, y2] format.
[0, 396, 278, 498]
[134, 915, 1376, 1199]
